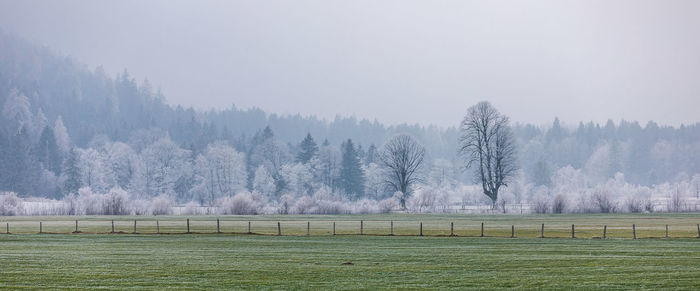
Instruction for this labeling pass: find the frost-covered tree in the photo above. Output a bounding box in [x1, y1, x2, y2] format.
[61, 148, 82, 196]
[363, 163, 384, 200]
[339, 139, 365, 199]
[296, 133, 318, 164]
[132, 137, 189, 198]
[459, 101, 517, 209]
[253, 165, 276, 197]
[380, 134, 426, 209]
[106, 142, 138, 190]
[37, 126, 62, 175]
[317, 141, 341, 191]
[53, 116, 71, 154]
[279, 162, 314, 197]
[194, 143, 247, 205]
[365, 144, 378, 165]
[77, 148, 114, 193]
[2, 88, 33, 134]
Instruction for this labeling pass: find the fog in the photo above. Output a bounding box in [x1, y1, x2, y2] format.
[1, 0, 699, 127]
[0, 1, 699, 216]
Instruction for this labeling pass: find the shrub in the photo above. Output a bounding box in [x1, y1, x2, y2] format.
[552, 194, 566, 214]
[103, 188, 130, 215]
[625, 197, 643, 213]
[377, 197, 398, 214]
[0, 192, 24, 216]
[218, 192, 262, 215]
[532, 196, 549, 214]
[592, 189, 617, 213]
[150, 194, 174, 215]
[667, 189, 688, 212]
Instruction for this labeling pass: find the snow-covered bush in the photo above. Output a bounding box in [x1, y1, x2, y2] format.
[103, 188, 130, 215]
[592, 188, 617, 213]
[150, 194, 174, 215]
[218, 192, 263, 215]
[532, 195, 549, 214]
[182, 201, 203, 215]
[352, 199, 378, 214]
[552, 194, 566, 214]
[377, 197, 398, 213]
[0, 192, 24, 216]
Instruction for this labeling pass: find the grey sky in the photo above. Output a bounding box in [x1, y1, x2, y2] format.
[0, 0, 698, 127]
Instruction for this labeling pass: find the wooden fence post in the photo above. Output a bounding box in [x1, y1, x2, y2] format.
[603, 225, 607, 239]
[133, 220, 136, 233]
[420, 222, 423, 236]
[390, 220, 393, 236]
[217, 219, 220, 234]
[360, 220, 364, 235]
[277, 222, 281, 236]
[571, 224, 575, 239]
[540, 224, 544, 238]
[333, 222, 336, 236]
[307, 222, 310, 236]
[156, 220, 160, 234]
[633, 224, 636, 240]
[665, 224, 668, 238]
[111, 220, 114, 233]
[39, 222, 42, 234]
[450, 222, 454, 236]
[6, 222, 8, 234]
[248, 221, 251, 234]
[75, 220, 78, 233]
[697, 224, 699, 238]
[511, 225, 514, 238]
[186, 218, 190, 234]
[481, 222, 484, 237]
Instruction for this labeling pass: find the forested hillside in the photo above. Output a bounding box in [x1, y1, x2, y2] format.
[0, 32, 698, 215]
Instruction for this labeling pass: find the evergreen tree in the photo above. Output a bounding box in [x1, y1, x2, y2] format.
[5, 127, 40, 196]
[365, 144, 377, 165]
[61, 147, 82, 196]
[296, 133, 318, 164]
[37, 126, 62, 175]
[339, 139, 365, 199]
[533, 159, 551, 186]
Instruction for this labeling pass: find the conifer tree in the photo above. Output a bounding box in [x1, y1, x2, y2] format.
[296, 133, 318, 164]
[61, 148, 82, 196]
[340, 139, 365, 199]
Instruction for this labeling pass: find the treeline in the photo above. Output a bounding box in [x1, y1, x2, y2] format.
[0, 31, 699, 208]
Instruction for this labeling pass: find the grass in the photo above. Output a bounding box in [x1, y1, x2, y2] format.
[2, 214, 700, 289]
[2, 213, 700, 238]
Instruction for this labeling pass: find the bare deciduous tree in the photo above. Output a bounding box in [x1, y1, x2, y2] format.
[379, 134, 426, 209]
[459, 101, 517, 209]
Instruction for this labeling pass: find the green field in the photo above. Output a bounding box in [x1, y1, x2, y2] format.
[2, 214, 700, 289]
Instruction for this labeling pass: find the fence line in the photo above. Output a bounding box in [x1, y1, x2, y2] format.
[1, 219, 700, 239]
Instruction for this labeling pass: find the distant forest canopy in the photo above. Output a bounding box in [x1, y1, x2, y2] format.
[0, 31, 698, 203]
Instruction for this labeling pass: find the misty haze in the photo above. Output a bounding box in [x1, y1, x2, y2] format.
[0, 1, 699, 290]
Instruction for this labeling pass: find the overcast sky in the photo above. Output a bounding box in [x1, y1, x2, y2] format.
[0, 0, 698, 127]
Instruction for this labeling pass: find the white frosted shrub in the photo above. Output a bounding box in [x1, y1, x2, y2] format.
[0, 192, 24, 216]
[352, 199, 378, 214]
[218, 192, 262, 215]
[377, 197, 398, 213]
[150, 194, 174, 215]
[103, 188, 130, 215]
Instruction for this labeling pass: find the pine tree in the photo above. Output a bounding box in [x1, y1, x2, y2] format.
[339, 139, 365, 199]
[5, 127, 40, 196]
[296, 133, 318, 164]
[62, 148, 82, 196]
[365, 144, 377, 165]
[37, 126, 62, 175]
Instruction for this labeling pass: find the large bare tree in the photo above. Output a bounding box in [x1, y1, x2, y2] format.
[459, 101, 517, 209]
[379, 134, 426, 209]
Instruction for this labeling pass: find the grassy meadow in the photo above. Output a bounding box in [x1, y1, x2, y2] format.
[2, 213, 700, 289]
